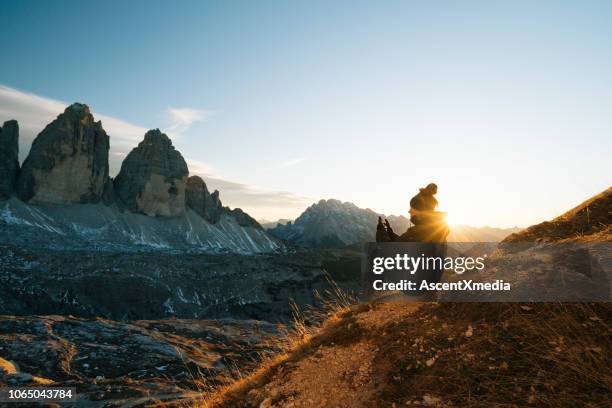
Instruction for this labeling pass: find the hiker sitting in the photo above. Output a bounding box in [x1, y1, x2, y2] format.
[376, 183, 449, 243]
[409, 183, 439, 225]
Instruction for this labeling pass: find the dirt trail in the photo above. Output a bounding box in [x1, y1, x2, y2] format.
[236, 301, 421, 408]
[212, 300, 611, 408]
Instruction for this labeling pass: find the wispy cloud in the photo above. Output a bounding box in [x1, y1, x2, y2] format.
[166, 106, 211, 135]
[0, 84, 311, 219]
[202, 175, 311, 217]
[0, 84, 147, 174]
[276, 157, 305, 168]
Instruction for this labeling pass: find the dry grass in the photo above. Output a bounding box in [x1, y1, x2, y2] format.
[197, 301, 611, 408]
[196, 274, 359, 408]
[373, 302, 612, 407]
[504, 187, 611, 243]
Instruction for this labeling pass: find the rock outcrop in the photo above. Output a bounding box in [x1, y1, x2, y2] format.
[185, 175, 223, 222]
[114, 129, 188, 217]
[16, 103, 110, 204]
[0, 120, 19, 200]
[0, 315, 279, 404]
[226, 207, 260, 228]
[186, 175, 260, 227]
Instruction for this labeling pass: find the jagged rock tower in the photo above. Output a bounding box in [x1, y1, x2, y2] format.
[16, 103, 110, 204]
[185, 175, 223, 223]
[185, 175, 261, 227]
[0, 120, 20, 200]
[114, 129, 188, 217]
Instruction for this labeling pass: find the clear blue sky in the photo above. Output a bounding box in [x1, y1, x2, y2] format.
[1, 0, 610, 227]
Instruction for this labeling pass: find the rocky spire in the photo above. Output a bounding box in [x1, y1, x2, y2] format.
[114, 129, 188, 217]
[185, 175, 260, 227]
[16, 103, 110, 204]
[0, 120, 20, 199]
[185, 175, 223, 223]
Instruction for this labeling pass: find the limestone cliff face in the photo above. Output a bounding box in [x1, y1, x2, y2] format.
[0, 120, 20, 200]
[114, 129, 188, 217]
[16, 103, 110, 204]
[185, 175, 223, 223]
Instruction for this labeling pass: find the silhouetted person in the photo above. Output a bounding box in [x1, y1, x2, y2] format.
[376, 183, 448, 243]
[409, 183, 438, 226]
[372, 184, 448, 301]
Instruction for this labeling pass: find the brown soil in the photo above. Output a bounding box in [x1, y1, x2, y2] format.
[206, 302, 611, 408]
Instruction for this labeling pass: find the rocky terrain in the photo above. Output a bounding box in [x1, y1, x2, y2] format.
[0, 242, 360, 322]
[0, 198, 279, 254]
[268, 199, 521, 248]
[0, 236, 362, 406]
[0, 245, 362, 406]
[0, 315, 280, 407]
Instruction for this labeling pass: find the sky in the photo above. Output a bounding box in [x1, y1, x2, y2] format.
[0, 0, 610, 227]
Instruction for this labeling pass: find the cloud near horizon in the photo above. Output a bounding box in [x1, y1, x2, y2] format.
[276, 157, 305, 168]
[166, 106, 211, 136]
[0, 84, 311, 219]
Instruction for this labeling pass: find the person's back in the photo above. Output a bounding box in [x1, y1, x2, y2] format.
[410, 183, 439, 226]
[376, 183, 448, 243]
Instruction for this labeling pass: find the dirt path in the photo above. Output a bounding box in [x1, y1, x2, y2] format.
[243, 301, 422, 408]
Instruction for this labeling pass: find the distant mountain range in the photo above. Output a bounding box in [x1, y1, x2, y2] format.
[259, 218, 292, 229]
[268, 199, 380, 248]
[0, 103, 279, 253]
[267, 199, 521, 248]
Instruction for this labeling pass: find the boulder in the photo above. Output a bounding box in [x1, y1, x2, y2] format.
[185, 175, 223, 223]
[0, 120, 19, 199]
[114, 129, 188, 217]
[16, 103, 110, 204]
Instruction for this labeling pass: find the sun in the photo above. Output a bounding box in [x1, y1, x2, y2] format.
[444, 210, 461, 226]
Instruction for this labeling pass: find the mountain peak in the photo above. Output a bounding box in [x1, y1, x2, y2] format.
[270, 198, 380, 248]
[65, 102, 90, 114]
[114, 129, 188, 217]
[63, 103, 95, 127]
[16, 103, 109, 204]
[143, 128, 173, 146]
